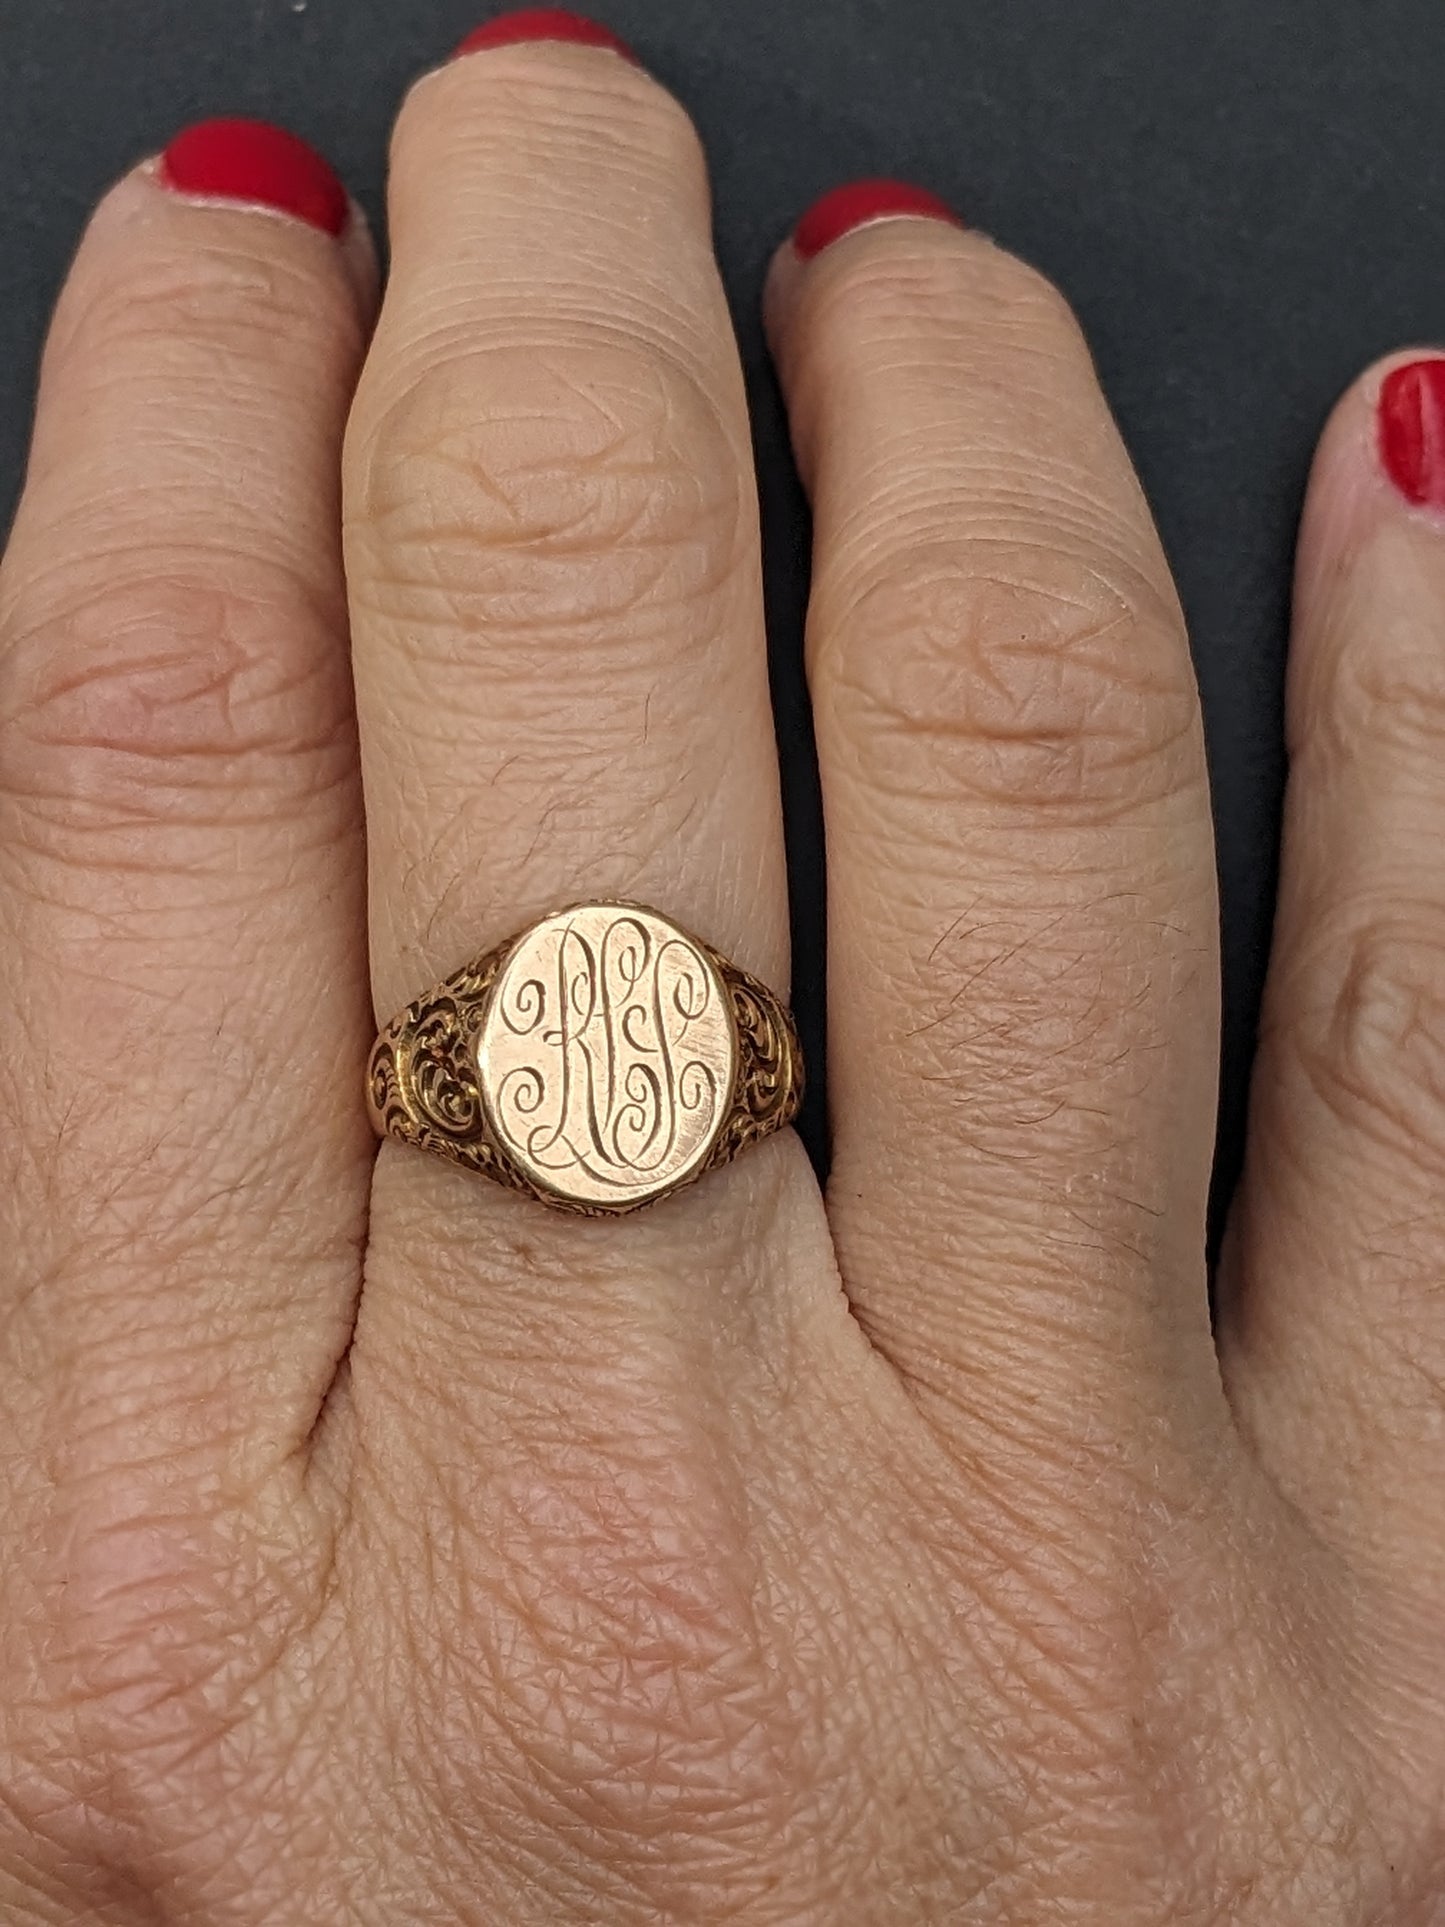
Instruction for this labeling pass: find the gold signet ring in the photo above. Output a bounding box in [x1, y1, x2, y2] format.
[367, 903, 803, 1216]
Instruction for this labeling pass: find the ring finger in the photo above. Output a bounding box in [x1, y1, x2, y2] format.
[340, 27, 802, 1454]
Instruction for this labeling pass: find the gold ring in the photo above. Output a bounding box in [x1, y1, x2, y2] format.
[367, 902, 803, 1215]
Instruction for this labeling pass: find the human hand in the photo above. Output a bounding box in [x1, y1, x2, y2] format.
[2, 15, 1443, 1922]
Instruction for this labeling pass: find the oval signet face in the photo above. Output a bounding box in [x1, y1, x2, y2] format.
[477, 906, 737, 1209]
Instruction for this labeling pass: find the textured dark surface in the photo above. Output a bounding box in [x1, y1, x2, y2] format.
[3, 0, 1445, 1222]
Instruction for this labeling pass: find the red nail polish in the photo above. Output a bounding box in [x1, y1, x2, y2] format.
[158, 119, 349, 238]
[1378, 359, 1445, 508]
[453, 9, 639, 63]
[793, 179, 962, 261]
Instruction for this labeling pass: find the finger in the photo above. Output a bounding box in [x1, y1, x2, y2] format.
[0, 125, 376, 1467]
[347, 38, 788, 1014]
[1221, 353, 1445, 1580]
[766, 187, 1224, 1446]
[341, 37, 803, 1394]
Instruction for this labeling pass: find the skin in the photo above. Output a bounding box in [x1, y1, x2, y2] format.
[0, 34, 1442, 1926]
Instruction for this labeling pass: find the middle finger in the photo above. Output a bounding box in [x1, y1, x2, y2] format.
[767, 201, 1225, 1449]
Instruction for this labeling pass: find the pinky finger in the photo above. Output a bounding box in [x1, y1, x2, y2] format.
[1222, 354, 1445, 1584]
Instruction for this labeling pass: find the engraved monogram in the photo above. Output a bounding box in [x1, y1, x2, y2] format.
[478, 908, 735, 1205]
[366, 900, 803, 1215]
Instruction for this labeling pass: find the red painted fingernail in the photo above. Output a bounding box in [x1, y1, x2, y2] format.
[1378, 358, 1445, 509]
[158, 119, 349, 237]
[793, 179, 962, 261]
[453, 9, 640, 63]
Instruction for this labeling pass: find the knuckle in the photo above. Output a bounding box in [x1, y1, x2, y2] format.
[813, 234, 1087, 362]
[0, 560, 347, 824]
[820, 536, 1201, 820]
[1295, 911, 1445, 1161]
[57, 234, 356, 371]
[407, 1429, 813, 1898]
[349, 339, 743, 648]
[0, 1466, 322, 1911]
[1305, 622, 1445, 760]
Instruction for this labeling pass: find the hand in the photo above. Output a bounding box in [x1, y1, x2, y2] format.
[2, 22, 1443, 1924]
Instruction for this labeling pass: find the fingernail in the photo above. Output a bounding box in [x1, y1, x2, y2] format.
[452, 9, 640, 64]
[792, 179, 963, 262]
[158, 119, 350, 238]
[1378, 358, 1445, 509]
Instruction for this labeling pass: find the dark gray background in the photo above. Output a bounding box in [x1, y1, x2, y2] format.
[3, 0, 1442, 1225]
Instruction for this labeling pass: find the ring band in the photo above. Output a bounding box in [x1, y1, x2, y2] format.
[367, 902, 803, 1215]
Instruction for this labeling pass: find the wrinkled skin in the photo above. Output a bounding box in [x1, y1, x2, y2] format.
[1, 38, 1444, 1927]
